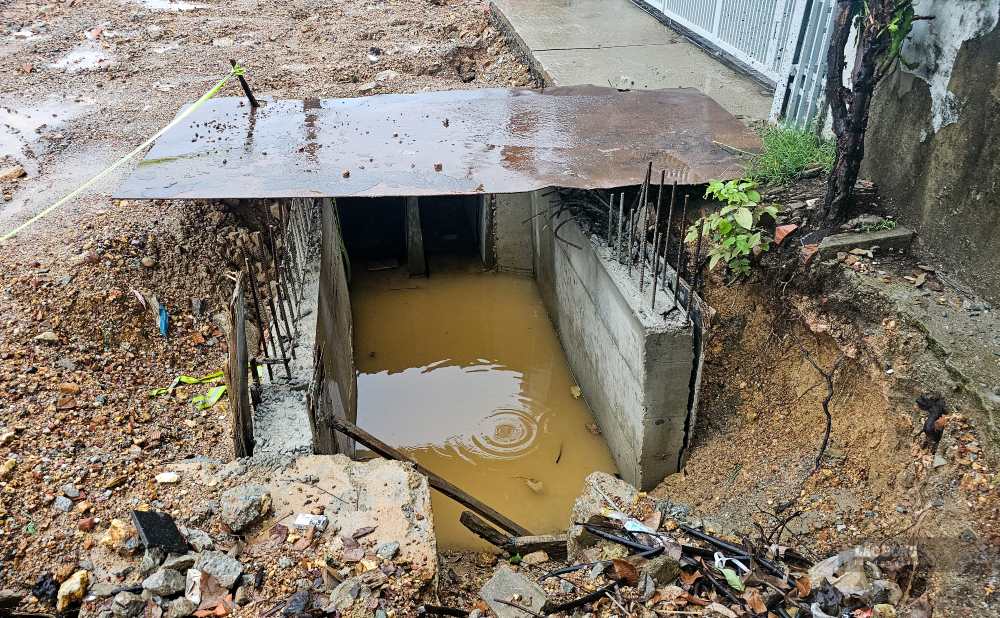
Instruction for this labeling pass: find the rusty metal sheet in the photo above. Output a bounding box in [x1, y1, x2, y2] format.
[115, 86, 759, 200]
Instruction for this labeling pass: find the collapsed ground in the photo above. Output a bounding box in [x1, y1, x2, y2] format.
[1, 0, 998, 617]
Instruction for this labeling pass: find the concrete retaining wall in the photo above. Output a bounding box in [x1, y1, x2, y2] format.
[864, 6, 1000, 304]
[311, 201, 357, 456]
[530, 190, 696, 490]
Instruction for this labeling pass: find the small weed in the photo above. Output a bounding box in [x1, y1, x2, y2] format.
[746, 124, 835, 185]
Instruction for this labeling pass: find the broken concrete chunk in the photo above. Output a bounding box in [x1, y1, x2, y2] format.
[139, 547, 166, 575]
[56, 570, 89, 612]
[479, 565, 548, 618]
[194, 551, 244, 588]
[220, 484, 271, 532]
[567, 471, 639, 561]
[0, 165, 26, 181]
[132, 510, 188, 554]
[293, 513, 329, 531]
[327, 578, 361, 611]
[375, 541, 399, 561]
[142, 568, 186, 597]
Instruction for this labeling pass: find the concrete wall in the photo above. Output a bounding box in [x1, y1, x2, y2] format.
[530, 190, 695, 490]
[311, 200, 357, 456]
[863, 3, 1000, 303]
[480, 193, 535, 274]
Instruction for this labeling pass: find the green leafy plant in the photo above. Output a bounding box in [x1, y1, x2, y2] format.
[687, 179, 779, 277]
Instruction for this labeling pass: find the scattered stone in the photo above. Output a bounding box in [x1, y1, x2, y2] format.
[164, 597, 197, 618]
[139, 547, 166, 575]
[61, 483, 80, 498]
[0, 165, 26, 181]
[194, 551, 244, 588]
[182, 527, 213, 552]
[141, 256, 156, 268]
[34, 331, 60, 344]
[283, 590, 311, 615]
[234, 585, 249, 605]
[520, 550, 549, 566]
[78, 517, 96, 532]
[375, 541, 400, 561]
[155, 471, 180, 484]
[162, 553, 197, 572]
[640, 554, 682, 586]
[143, 568, 185, 597]
[327, 578, 361, 611]
[111, 590, 144, 617]
[53, 496, 73, 512]
[56, 570, 89, 612]
[0, 458, 14, 478]
[89, 582, 117, 597]
[479, 566, 548, 618]
[220, 484, 271, 532]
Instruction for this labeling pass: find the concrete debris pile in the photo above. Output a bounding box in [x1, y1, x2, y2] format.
[445, 472, 926, 617]
[10, 454, 438, 617]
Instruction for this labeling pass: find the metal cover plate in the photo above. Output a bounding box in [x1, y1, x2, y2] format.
[115, 86, 759, 200]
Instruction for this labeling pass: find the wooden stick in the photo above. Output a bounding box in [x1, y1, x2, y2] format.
[327, 416, 531, 537]
[460, 511, 511, 548]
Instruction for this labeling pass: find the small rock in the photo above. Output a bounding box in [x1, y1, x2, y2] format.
[143, 568, 185, 597]
[89, 582, 117, 597]
[155, 471, 179, 484]
[58, 382, 82, 394]
[375, 541, 400, 561]
[56, 570, 89, 612]
[328, 579, 361, 611]
[182, 527, 213, 552]
[284, 590, 311, 615]
[234, 586, 249, 605]
[141, 256, 156, 268]
[480, 566, 548, 618]
[78, 517, 96, 532]
[520, 550, 549, 566]
[640, 554, 681, 586]
[0, 165, 26, 181]
[194, 551, 244, 588]
[61, 483, 80, 498]
[139, 548, 166, 575]
[0, 459, 14, 478]
[53, 496, 73, 512]
[278, 557, 295, 569]
[162, 553, 197, 572]
[111, 591, 144, 617]
[164, 597, 197, 618]
[220, 484, 271, 532]
[34, 331, 59, 344]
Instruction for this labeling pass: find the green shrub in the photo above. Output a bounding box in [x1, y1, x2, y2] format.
[746, 124, 835, 185]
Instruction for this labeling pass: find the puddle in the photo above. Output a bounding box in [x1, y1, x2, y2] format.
[353, 258, 617, 549]
[0, 96, 93, 158]
[48, 42, 114, 73]
[132, 0, 208, 11]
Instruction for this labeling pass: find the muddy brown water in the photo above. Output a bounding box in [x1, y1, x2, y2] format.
[352, 258, 617, 550]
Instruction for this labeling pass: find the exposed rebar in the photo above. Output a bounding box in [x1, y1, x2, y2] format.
[672, 195, 689, 310]
[243, 253, 274, 381]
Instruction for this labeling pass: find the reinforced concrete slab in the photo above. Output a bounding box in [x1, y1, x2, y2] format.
[491, 0, 773, 121]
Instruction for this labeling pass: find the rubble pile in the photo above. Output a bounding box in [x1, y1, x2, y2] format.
[445, 473, 926, 617]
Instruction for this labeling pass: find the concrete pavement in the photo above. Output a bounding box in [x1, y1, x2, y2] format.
[491, 0, 773, 121]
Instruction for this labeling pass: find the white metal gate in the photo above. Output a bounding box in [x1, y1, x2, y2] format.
[639, 0, 802, 83]
[770, 0, 837, 127]
[638, 0, 837, 128]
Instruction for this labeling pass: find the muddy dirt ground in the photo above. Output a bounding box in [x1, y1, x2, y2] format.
[0, 0, 530, 609]
[2, 0, 998, 616]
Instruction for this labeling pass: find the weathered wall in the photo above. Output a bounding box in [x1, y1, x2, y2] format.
[531, 190, 695, 490]
[864, 3, 1000, 303]
[311, 200, 357, 456]
[493, 193, 535, 275]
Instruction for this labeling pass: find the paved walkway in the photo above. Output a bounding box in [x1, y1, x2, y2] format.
[492, 0, 773, 121]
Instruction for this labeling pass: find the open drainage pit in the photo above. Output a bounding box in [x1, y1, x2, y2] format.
[343, 195, 617, 548]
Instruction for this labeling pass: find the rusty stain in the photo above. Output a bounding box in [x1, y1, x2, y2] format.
[115, 86, 760, 200]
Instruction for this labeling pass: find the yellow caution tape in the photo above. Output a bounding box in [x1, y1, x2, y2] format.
[0, 64, 248, 243]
